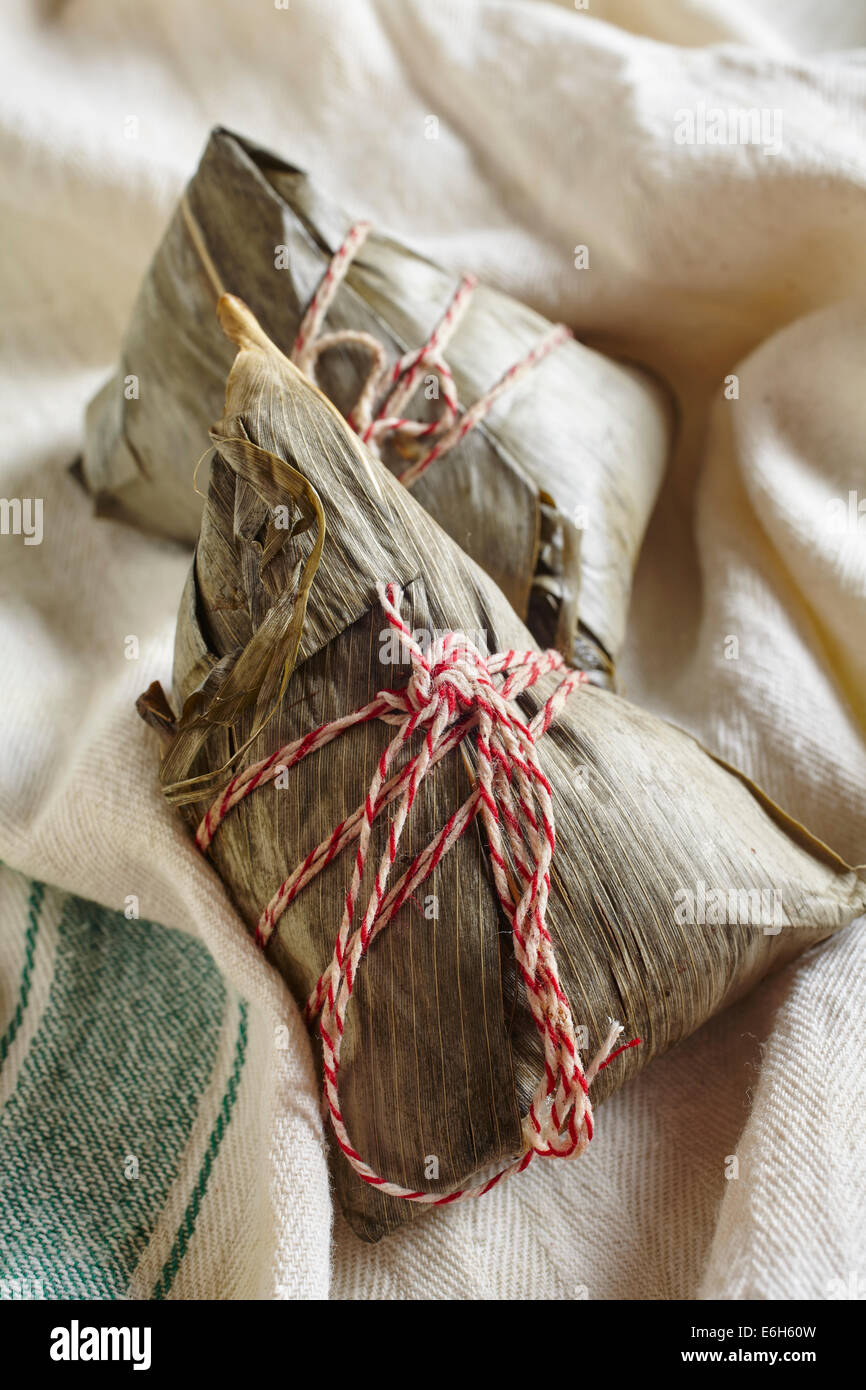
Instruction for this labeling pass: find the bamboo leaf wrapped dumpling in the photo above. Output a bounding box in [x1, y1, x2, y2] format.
[85, 127, 672, 679]
[142, 298, 866, 1243]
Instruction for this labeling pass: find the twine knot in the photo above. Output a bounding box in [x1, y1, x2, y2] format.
[387, 625, 494, 728]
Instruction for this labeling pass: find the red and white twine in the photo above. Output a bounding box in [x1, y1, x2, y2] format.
[291, 221, 571, 486]
[198, 584, 639, 1204]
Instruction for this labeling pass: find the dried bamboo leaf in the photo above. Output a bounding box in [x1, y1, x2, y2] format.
[160, 440, 324, 805]
[148, 298, 866, 1243]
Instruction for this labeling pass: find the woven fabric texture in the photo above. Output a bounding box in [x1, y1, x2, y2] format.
[1, 0, 865, 1299]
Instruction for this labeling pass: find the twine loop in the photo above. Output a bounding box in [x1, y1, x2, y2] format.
[290, 220, 571, 484]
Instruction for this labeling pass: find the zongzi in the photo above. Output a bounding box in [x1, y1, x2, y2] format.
[85, 127, 672, 678]
[141, 297, 866, 1243]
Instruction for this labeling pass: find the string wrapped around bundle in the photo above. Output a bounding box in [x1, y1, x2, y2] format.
[196, 578, 640, 1202]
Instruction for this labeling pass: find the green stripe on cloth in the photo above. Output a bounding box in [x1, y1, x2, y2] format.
[0, 879, 44, 1065]
[0, 878, 242, 1300]
[152, 999, 249, 1300]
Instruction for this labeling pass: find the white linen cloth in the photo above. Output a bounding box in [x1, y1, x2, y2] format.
[1, 0, 864, 1299]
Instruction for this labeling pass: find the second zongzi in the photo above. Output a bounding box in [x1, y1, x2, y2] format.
[85, 127, 672, 679]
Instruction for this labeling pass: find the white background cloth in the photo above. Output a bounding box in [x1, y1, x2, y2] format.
[1, 0, 864, 1299]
